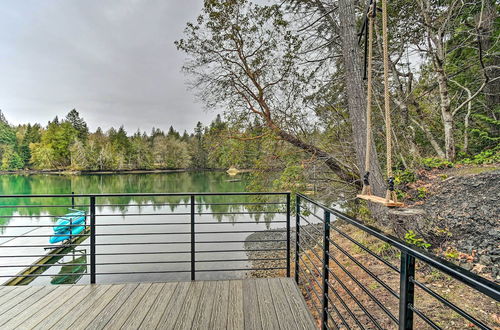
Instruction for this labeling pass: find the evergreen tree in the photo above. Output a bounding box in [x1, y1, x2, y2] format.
[65, 109, 89, 142]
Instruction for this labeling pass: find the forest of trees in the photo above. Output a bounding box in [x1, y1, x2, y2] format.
[0, 0, 498, 199]
[174, 0, 499, 197]
[0, 109, 271, 172]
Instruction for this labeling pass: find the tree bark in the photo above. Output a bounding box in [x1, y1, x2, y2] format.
[480, 0, 500, 117]
[337, 0, 385, 196]
[436, 67, 455, 161]
[276, 130, 358, 184]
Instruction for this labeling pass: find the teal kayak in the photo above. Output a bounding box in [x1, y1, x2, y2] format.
[49, 225, 86, 244]
[49, 209, 87, 244]
[53, 211, 86, 233]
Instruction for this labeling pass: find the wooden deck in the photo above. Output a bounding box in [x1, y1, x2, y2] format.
[0, 278, 316, 329]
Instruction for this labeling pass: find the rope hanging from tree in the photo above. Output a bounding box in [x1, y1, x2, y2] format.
[357, 0, 403, 207]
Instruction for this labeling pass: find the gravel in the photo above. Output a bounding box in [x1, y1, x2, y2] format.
[244, 223, 323, 277]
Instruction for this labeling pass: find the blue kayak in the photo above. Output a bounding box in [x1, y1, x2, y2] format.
[50, 225, 86, 244]
[49, 209, 87, 244]
[53, 211, 86, 233]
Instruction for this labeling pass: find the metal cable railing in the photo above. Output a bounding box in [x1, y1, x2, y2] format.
[0, 192, 291, 285]
[295, 193, 500, 330]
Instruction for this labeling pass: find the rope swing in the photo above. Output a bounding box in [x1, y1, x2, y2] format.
[357, 0, 403, 207]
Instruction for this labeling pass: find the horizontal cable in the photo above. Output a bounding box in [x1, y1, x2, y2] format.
[327, 240, 399, 299]
[306, 211, 327, 224]
[0, 204, 85, 209]
[0, 192, 288, 198]
[195, 267, 286, 272]
[297, 266, 323, 303]
[327, 250, 399, 324]
[196, 230, 287, 234]
[197, 211, 285, 215]
[298, 247, 323, 275]
[297, 269, 322, 317]
[197, 239, 286, 244]
[411, 278, 489, 329]
[328, 226, 399, 273]
[95, 213, 190, 217]
[409, 305, 441, 330]
[298, 254, 323, 288]
[325, 292, 352, 330]
[298, 227, 323, 250]
[326, 267, 383, 329]
[0, 233, 89, 238]
[0, 248, 287, 258]
[299, 215, 324, 236]
[95, 203, 189, 207]
[297, 240, 323, 263]
[197, 257, 286, 263]
[0, 221, 287, 228]
[297, 193, 500, 302]
[0, 260, 193, 268]
[196, 202, 285, 206]
[197, 248, 286, 253]
[325, 279, 364, 330]
[0, 257, 287, 268]
[0, 269, 191, 277]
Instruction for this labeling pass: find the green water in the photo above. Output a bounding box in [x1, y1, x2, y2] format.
[0, 171, 252, 222]
[0, 171, 288, 285]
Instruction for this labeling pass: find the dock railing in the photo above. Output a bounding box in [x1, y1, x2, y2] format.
[295, 193, 500, 330]
[0, 192, 291, 285]
[1, 192, 499, 329]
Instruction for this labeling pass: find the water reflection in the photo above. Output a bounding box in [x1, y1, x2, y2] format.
[51, 250, 87, 285]
[0, 172, 284, 229]
[0, 172, 289, 285]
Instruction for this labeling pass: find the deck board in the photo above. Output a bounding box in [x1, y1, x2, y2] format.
[191, 280, 217, 330]
[137, 282, 177, 330]
[50, 284, 112, 329]
[15, 285, 83, 329]
[33, 285, 96, 329]
[173, 280, 204, 329]
[255, 277, 280, 329]
[242, 279, 262, 330]
[102, 282, 151, 329]
[0, 278, 315, 329]
[71, 284, 125, 330]
[122, 282, 165, 330]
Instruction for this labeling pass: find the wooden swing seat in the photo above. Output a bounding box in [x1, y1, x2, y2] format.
[357, 194, 404, 207]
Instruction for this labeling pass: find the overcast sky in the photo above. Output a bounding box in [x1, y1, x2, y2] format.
[0, 0, 216, 134]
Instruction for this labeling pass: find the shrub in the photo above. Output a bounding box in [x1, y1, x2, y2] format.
[404, 230, 431, 249]
[422, 157, 454, 170]
[394, 169, 417, 184]
[458, 149, 500, 165]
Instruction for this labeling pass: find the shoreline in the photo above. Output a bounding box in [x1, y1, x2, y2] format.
[0, 168, 248, 176]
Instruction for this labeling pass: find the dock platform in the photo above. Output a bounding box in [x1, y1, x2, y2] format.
[0, 278, 316, 329]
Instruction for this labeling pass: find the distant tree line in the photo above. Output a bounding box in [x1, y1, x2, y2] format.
[0, 109, 269, 171]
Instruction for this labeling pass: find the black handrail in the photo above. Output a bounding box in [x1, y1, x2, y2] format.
[295, 193, 500, 330]
[0, 192, 291, 285]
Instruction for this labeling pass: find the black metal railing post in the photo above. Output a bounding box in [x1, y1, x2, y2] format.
[286, 193, 291, 277]
[322, 210, 331, 330]
[71, 191, 75, 209]
[295, 195, 301, 284]
[190, 195, 195, 281]
[90, 196, 96, 284]
[399, 252, 415, 330]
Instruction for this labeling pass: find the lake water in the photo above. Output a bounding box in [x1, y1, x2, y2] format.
[0, 172, 288, 285]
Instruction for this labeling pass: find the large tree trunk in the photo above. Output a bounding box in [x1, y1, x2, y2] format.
[479, 0, 499, 136]
[276, 130, 358, 184]
[436, 68, 455, 160]
[337, 0, 385, 197]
